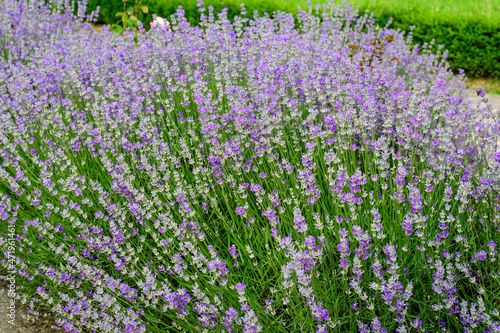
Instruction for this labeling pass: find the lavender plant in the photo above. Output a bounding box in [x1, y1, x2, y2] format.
[0, 0, 500, 332]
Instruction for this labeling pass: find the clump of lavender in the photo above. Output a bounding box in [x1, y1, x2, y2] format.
[0, 0, 499, 332]
[476, 86, 487, 97]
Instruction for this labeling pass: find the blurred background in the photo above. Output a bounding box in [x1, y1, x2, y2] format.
[86, 0, 500, 92]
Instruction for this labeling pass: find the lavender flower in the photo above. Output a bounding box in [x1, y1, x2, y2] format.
[1, 0, 499, 331]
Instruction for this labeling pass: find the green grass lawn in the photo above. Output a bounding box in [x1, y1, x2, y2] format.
[286, 0, 500, 21]
[465, 78, 500, 94]
[94, 0, 500, 25]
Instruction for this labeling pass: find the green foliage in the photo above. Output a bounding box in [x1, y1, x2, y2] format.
[327, 0, 500, 78]
[87, 0, 307, 28]
[353, 5, 500, 79]
[85, 0, 500, 78]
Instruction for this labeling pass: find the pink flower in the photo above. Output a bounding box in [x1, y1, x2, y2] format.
[150, 16, 170, 29]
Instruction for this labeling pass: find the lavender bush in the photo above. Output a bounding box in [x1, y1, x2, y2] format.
[1, 0, 500, 332]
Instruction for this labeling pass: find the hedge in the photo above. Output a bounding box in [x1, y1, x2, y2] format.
[86, 0, 500, 79]
[357, 7, 500, 79]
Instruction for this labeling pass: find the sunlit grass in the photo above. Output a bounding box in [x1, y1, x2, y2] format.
[286, 0, 500, 20]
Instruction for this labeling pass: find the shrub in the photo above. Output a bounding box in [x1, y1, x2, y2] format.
[86, 0, 500, 79]
[1, 0, 500, 332]
[328, 0, 500, 79]
[356, 7, 500, 79]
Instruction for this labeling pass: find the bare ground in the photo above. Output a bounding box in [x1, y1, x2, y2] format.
[0, 285, 60, 333]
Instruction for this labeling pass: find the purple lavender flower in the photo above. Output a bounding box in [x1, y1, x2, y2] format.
[476, 86, 486, 97]
[229, 245, 239, 259]
[2, 0, 500, 331]
[235, 206, 247, 217]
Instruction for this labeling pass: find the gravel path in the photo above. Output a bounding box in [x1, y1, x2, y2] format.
[0, 285, 59, 333]
[464, 88, 500, 163]
[466, 87, 500, 112]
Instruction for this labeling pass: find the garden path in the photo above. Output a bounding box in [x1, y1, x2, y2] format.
[465, 88, 500, 160]
[0, 284, 58, 333]
[466, 88, 500, 112]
